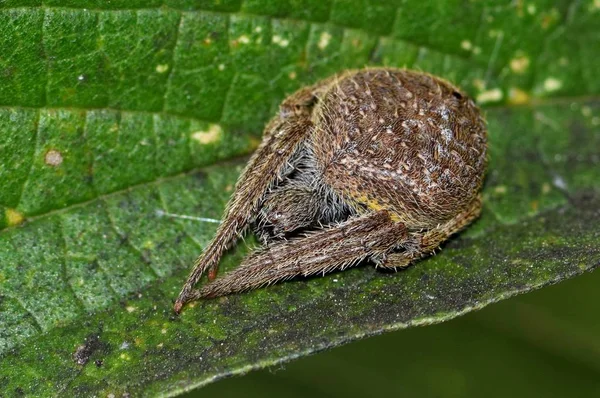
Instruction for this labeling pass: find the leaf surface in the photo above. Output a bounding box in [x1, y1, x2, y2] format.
[0, 1, 599, 396]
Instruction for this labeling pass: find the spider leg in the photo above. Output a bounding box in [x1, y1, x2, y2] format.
[255, 175, 352, 244]
[174, 82, 336, 312]
[184, 211, 407, 301]
[379, 195, 482, 269]
[174, 118, 312, 311]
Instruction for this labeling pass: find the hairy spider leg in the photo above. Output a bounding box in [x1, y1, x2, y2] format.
[174, 118, 312, 312]
[174, 83, 334, 313]
[254, 167, 352, 244]
[185, 211, 408, 300]
[379, 195, 482, 269]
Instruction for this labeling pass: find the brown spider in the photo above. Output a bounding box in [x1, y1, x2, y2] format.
[174, 68, 487, 313]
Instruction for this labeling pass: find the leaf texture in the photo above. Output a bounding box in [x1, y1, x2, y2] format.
[0, 0, 598, 396]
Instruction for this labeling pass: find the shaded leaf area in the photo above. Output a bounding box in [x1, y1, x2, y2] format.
[0, 100, 599, 396]
[1, 1, 598, 226]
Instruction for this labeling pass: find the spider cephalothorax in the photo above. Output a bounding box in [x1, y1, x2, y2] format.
[174, 68, 487, 313]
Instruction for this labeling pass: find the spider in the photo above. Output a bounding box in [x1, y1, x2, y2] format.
[174, 68, 487, 313]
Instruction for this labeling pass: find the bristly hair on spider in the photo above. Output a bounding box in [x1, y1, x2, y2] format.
[174, 67, 487, 314]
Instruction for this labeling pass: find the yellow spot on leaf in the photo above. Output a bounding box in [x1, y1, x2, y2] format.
[530, 200, 539, 212]
[460, 40, 472, 51]
[191, 124, 223, 145]
[142, 240, 155, 249]
[476, 88, 503, 104]
[543, 77, 562, 92]
[472, 79, 486, 91]
[540, 8, 560, 29]
[510, 55, 530, 74]
[155, 64, 169, 73]
[6, 208, 24, 226]
[508, 87, 530, 105]
[272, 35, 289, 47]
[542, 182, 551, 194]
[494, 185, 507, 194]
[318, 32, 332, 50]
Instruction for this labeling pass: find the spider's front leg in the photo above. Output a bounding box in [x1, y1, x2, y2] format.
[174, 85, 327, 313]
[184, 211, 408, 300]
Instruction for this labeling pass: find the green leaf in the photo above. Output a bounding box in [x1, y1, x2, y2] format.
[0, 1, 598, 396]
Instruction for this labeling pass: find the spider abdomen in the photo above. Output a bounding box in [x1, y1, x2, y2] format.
[312, 68, 487, 229]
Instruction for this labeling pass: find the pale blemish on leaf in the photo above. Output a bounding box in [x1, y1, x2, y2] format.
[581, 106, 592, 117]
[288, 71, 297, 80]
[460, 40, 472, 51]
[508, 87, 530, 105]
[237, 35, 250, 45]
[542, 183, 552, 194]
[494, 185, 507, 194]
[540, 8, 560, 29]
[472, 79, 486, 91]
[218, 63, 226, 71]
[543, 77, 563, 92]
[126, 306, 136, 313]
[318, 32, 332, 50]
[527, 4, 537, 14]
[192, 124, 223, 145]
[5, 208, 24, 226]
[510, 55, 530, 74]
[272, 35, 289, 47]
[44, 149, 63, 166]
[476, 88, 503, 104]
[155, 64, 169, 73]
[142, 240, 155, 250]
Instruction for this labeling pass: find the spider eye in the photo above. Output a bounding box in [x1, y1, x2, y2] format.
[452, 91, 463, 100]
